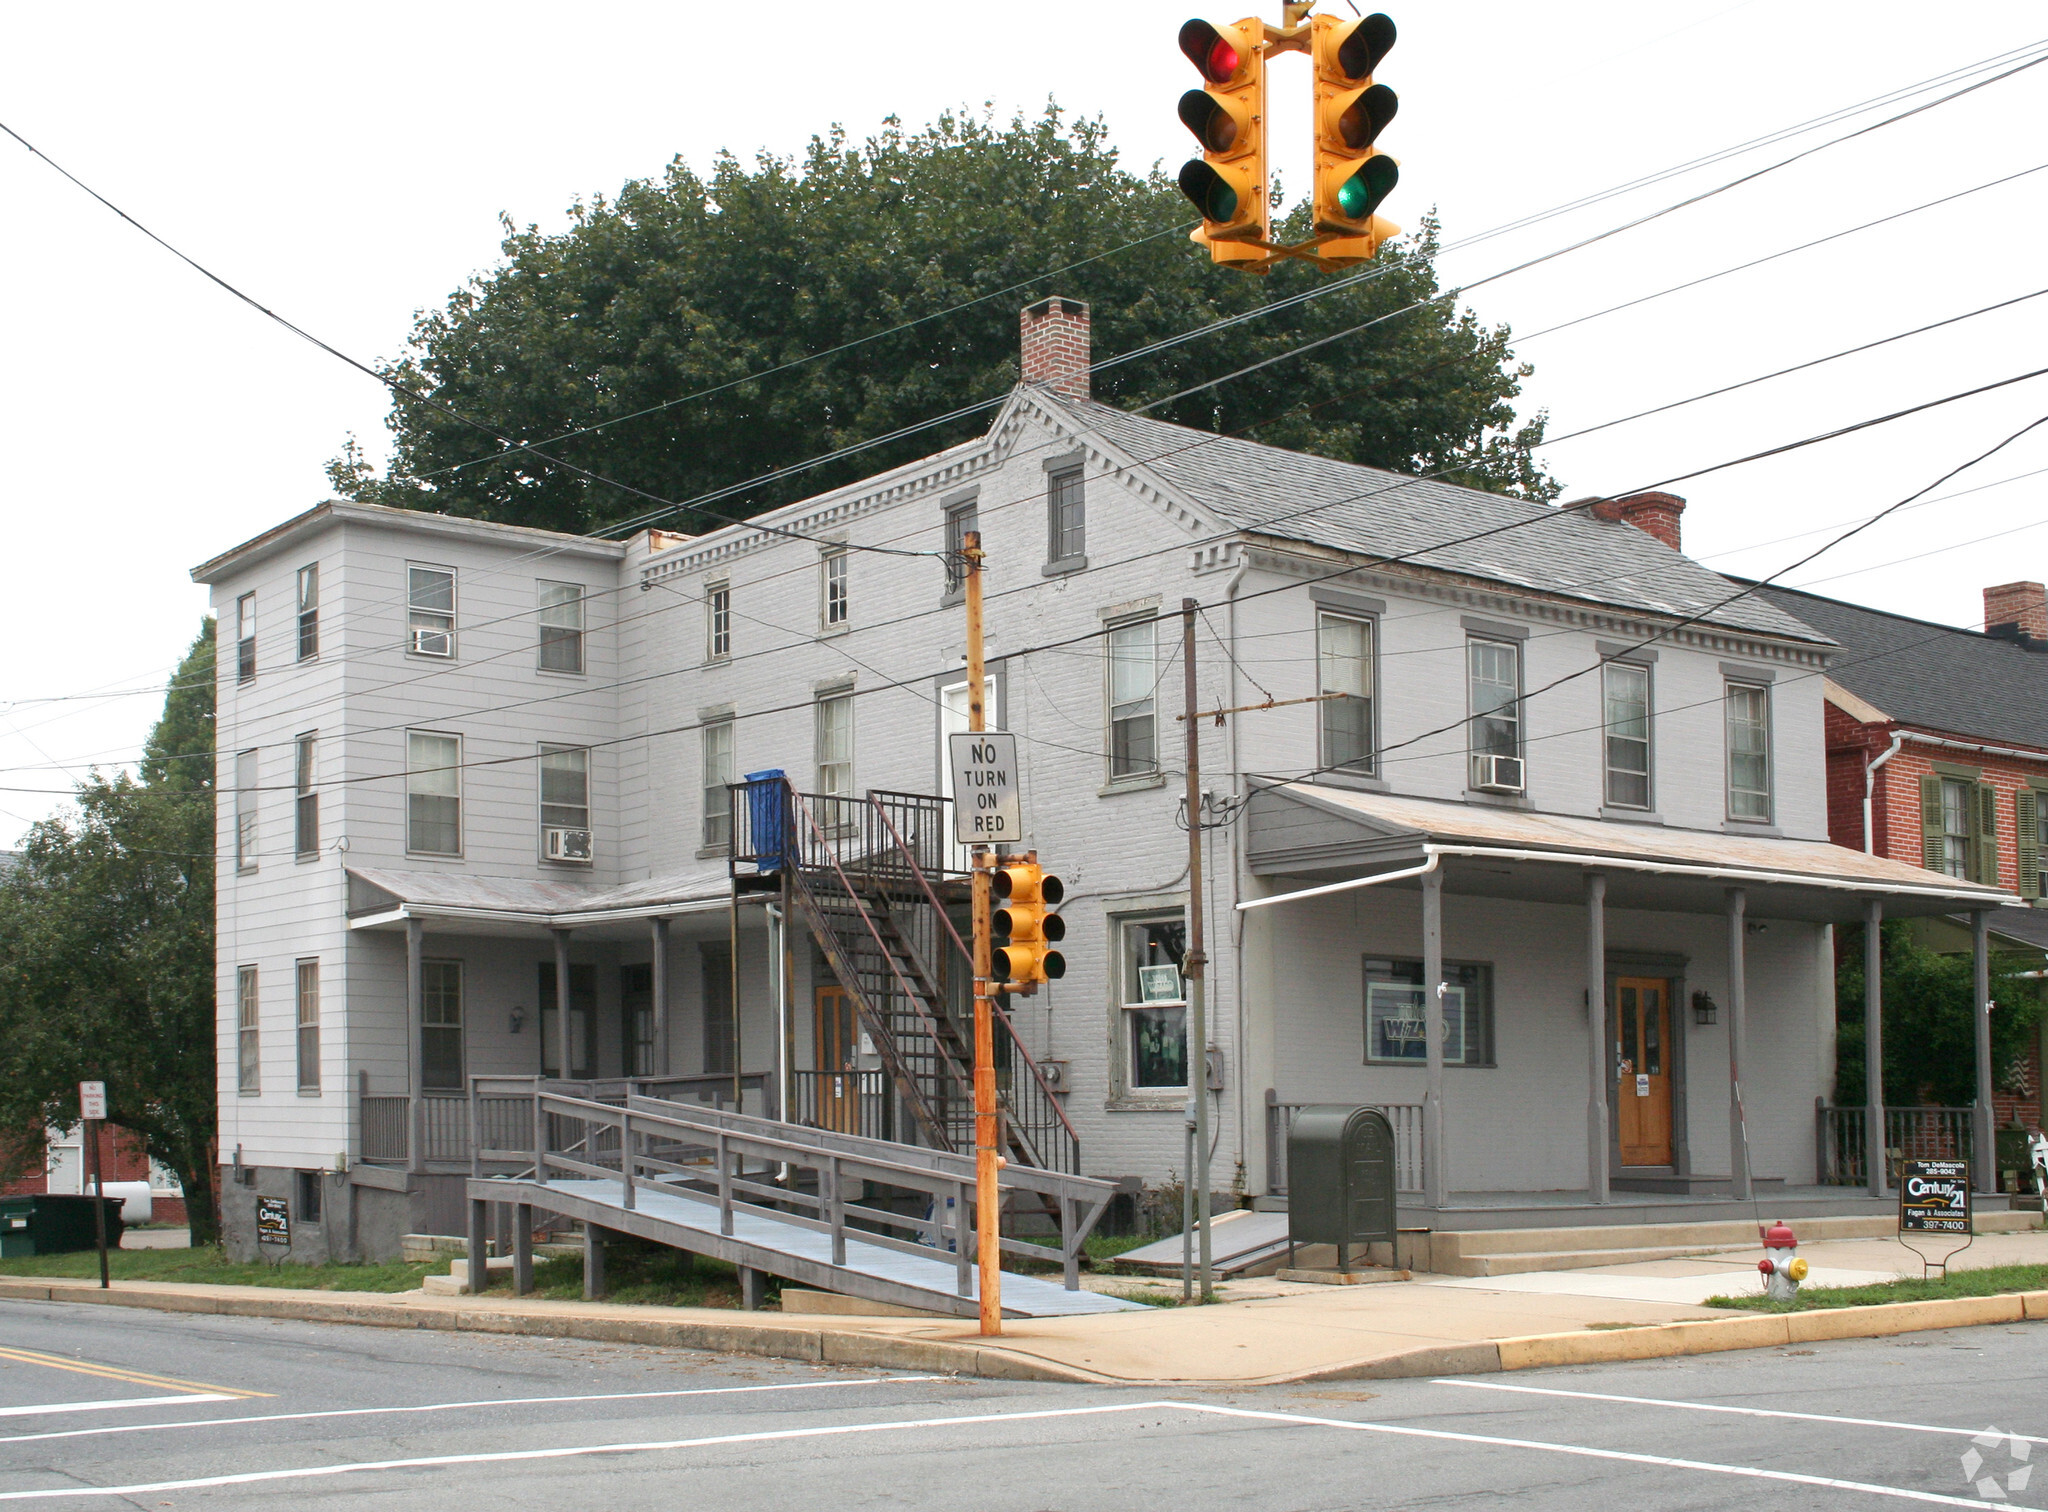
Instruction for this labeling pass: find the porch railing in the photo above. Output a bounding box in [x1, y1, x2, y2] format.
[1266, 1091, 1426, 1195]
[1815, 1102, 1978, 1186]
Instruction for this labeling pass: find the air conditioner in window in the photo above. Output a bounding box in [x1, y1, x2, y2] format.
[544, 827, 593, 862]
[410, 626, 453, 657]
[1472, 753, 1525, 793]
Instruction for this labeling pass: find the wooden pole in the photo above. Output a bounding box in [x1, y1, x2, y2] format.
[964, 530, 1001, 1337]
[1180, 600, 1213, 1301]
[88, 1116, 108, 1289]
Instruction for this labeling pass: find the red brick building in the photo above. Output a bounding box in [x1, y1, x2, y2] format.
[1751, 577, 2048, 1131]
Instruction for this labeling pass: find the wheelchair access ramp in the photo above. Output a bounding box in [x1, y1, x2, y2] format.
[464, 1085, 1140, 1321]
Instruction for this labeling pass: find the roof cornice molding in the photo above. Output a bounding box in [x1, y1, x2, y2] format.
[1241, 542, 1829, 667]
[192, 499, 625, 583]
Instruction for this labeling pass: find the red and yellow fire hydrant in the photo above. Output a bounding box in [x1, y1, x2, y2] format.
[1757, 1219, 1809, 1302]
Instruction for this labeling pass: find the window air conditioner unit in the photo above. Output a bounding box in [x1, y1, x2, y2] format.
[1472, 754, 1525, 793]
[544, 827, 593, 862]
[411, 626, 452, 657]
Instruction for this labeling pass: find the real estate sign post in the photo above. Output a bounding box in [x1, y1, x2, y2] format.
[78, 1080, 108, 1289]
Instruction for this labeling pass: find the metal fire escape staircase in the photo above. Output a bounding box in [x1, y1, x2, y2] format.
[732, 779, 1080, 1177]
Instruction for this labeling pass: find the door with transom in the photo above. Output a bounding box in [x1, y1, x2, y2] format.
[813, 985, 859, 1133]
[1615, 976, 1673, 1166]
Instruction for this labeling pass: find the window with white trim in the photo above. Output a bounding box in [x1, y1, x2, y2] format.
[406, 730, 462, 855]
[539, 745, 590, 861]
[816, 691, 854, 797]
[1317, 611, 1374, 772]
[706, 580, 731, 660]
[537, 581, 584, 673]
[1467, 638, 1521, 781]
[235, 748, 258, 870]
[295, 959, 320, 1093]
[821, 548, 849, 629]
[293, 733, 319, 857]
[1602, 661, 1652, 809]
[236, 965, 260, 1094]
[1107, 616, 1158, 780]
[296, 564, 319, 662]
[702, 717, 734, 849]
[235, 593, 256, 683]
[407, 565, 455, 657]
[1725, 682, 1772, 821]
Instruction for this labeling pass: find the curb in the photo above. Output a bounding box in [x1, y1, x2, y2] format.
[4, 1277, 2042, 1385]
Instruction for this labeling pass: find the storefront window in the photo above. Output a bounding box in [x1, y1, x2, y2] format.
[1363, 958, 1493, 1066]
[1120, 916, 1187, 1090]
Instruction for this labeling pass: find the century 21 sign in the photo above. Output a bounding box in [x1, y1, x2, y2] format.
[948, 732, 1024, 845]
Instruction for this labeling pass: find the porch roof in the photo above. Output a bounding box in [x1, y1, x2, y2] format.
[345, 865, 734, 938]
[1244, 782, 2020, 923]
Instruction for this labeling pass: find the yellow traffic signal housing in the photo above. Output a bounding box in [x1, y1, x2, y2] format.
[990, 856, 1066, 991]
[1176, 17, 1270, 265]
[1311, 11, 1401, 264]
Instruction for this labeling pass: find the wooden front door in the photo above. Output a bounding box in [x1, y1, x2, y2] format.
[814, 986, 859, 1133]
[1615, 977, 1674, 1166]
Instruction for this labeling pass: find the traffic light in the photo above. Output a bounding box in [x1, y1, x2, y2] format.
[1311, 10, 1401, 264]
[1176, 17, 1269, 267]
[990, 855, 1066, 991]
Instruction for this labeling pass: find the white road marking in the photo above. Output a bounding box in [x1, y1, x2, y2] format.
[0, 1373, 949, 1446]
[0, 1396, 236, 1420]
[0, 1396, 2005, 1507]
[1433, 1378, 2048, 1447]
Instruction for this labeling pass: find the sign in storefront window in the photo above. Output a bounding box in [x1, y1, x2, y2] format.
[1121, 916, 1188, 1090]
[1363, 958, 1493, 1066]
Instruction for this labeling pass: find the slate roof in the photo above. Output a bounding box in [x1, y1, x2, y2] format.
[1059, 396, 1829, 644]
[1742, 581, 2048, 752]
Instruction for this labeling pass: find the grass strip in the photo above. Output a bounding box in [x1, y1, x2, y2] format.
[1704, 1261, 2048, 1312]
[0, 1245, 436, 1292]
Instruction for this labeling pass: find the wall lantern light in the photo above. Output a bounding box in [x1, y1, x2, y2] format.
[1692, 991, 1719, 1026]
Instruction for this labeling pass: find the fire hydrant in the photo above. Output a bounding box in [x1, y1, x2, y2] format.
[1757, 1219, 1809, 1302]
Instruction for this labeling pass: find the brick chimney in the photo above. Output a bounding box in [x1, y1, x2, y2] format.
[1984, 580, 2047, 646]
[1020, 296, 1091, 402]
[1589, 490, 1686, 552]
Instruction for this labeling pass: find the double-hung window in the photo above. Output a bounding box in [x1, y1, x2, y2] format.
[1317, 612, 1374, 772]
[234, 749, 259, 870]
[821, 548, 849, 630]
[816, 691, 854, 797]
[408, 565, 455, 657]
[1939, 778, 1974, 879]
[537, 581, 584, 673]
[236, 965, 260, 1094]
[293, 733, 319, 858]
[405, 730, 462, 856]
[296, 564, 319, 661]
[2022, 787, 2048, 899]
[1107, 616, 1158, 780]
[295, 959, 320, 1093]
[539, 745, 591, 861]
[702, 718, 734, 849]
[420, 960, 464, 1091]
[235, 593, 256, 683]
[706, 581, 731, 660]
[1601, 661, 1652, 809]
[1467, 639, 1521, 785]
[1120, 916, 1189, 1091]
[945, 499, 979, 596]
[1725, 682, 1772, 821]
[1048, 468, 1085, 565]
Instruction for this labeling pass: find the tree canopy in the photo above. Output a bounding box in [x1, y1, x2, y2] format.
[0, 622, 219, 1244]
[334, 105, 1556, 535]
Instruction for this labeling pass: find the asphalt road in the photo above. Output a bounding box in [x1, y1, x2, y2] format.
[0, 1299, 2042, 1509]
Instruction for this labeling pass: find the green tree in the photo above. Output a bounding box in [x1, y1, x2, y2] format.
[1834, 922, 2041, 1109]
[0, 622, 219, 1244]
[337, 105, 1555, 535]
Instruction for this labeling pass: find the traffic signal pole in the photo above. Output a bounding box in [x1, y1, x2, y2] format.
[1180, 599, 1214, 1302]
[963, 530, 1002, 1336]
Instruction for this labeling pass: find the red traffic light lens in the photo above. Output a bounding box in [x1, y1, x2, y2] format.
[1337, 84, 1398, 150]
[1178, 89, 1237, 151]
[1178, 19, 1243, 83]
[1208, 37, 1240, 78]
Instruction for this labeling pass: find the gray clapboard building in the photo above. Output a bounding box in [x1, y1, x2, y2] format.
[195, 298, 2013, 1260]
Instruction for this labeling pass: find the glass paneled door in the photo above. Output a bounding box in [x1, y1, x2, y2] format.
[1615, 977, 1673, 1166]
[813, 985, 859, 1133]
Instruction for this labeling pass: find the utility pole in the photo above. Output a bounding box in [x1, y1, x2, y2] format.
[1180, 600, 1213, 1301]
[963, 531, 1002, 1336]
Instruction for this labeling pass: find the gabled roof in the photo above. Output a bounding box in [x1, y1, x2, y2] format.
[1049, 393, 1828, 644]
[1742, 580, 2048, 751]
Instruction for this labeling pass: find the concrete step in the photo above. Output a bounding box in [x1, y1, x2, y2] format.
[421, 1254, 516, 1296]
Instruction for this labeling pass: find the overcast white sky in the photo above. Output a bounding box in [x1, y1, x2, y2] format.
[1, 0, 2044, 844]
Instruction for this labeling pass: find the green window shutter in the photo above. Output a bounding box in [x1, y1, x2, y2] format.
[1919, 773, 1945, 872]
[2017, 788, 2041, 900]
[1976, 783, 2001, 886]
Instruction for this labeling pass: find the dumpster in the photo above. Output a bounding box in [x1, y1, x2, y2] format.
[0, 1193, 124, 1258]
[1286, 1105, 1397, 1270]
[743, 770, 789, 873]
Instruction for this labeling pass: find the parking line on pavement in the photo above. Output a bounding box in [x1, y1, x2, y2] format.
[1431, 1379, 2048, 1447]
[0, 1374, 951, 1447]
[0, 1398, 2004, 1506]
[0, 1396, 237, 1420]
[0, 1347, 265, 1399]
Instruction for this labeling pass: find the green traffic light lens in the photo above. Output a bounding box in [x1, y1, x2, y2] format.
[1337, 155, 1398, 220]
[1177, 161, 1239, 223]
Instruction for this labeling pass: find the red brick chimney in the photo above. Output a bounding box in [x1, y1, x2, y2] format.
[1590, 490, 1686, 552]
[1020, 296, 1090, 402]
[1984, 580, 2047, 644]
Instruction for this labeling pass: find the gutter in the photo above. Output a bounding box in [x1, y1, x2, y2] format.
[1899, 731, 2048, 764]
[1236, 854, 1440, 911]
[1863, 730, 1905, 855]
[347, 896, 734, 931]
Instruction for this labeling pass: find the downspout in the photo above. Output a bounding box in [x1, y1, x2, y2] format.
[1863, 729, 1904, 855]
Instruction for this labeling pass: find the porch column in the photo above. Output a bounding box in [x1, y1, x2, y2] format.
[1973, 910, 1996, 1193]
[405, 917, 424, 1174]
[1422, 864, 1446, 1208]
[1726, 888, 1750, 1202]
[552, 928, 573, 1082]
[650, 916, 671, 1078]
[1864, 899, 1886, 1198]
[1584, 872, 1609, 1205]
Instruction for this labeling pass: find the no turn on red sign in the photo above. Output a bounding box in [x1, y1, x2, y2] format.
[948, 731, 1025, 846]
